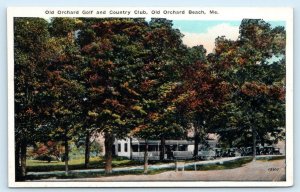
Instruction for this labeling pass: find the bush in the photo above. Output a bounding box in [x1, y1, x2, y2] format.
[34, 155, 58, 163]
[113, 156, 129, 161]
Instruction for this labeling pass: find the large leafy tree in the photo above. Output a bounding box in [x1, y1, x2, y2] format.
[173, 57, 231, 157]
[44, 18, 85, 175]
[130, 18, 188, 172]
[14, 17, 53, 180]
[78, 18, 150, 174]
[208, 19, 286, 159]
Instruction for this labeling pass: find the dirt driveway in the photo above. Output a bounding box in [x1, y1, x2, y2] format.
[43, 159, 285, 182]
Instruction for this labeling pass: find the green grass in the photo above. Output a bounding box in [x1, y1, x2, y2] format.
[185, 157, 253, 171]
[26, 156, 142, 172]
[26, 169, 145, 181]
[256, 155, 285, 162]
[25, 166, 175, 180]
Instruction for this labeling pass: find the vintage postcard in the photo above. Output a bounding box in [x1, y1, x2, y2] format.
[7, 7, 293, 187]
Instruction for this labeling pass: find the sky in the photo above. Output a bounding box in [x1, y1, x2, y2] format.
[172, 20, 285, 53]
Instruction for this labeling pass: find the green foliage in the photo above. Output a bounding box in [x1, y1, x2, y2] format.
[14, 17, 53, 145]
[208, 19, 286, 147]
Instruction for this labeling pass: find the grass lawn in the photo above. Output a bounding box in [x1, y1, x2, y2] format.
[256, 155, 285, 161]
[185, 157, 253, 171]
[25, 169, 146, 181]
[26, 156, 142, 172]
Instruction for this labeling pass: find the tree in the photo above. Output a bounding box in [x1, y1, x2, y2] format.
[45, 18, 85, 175]
[130, 18, 188, 172]
[173, 60, 231, 158]
[207, 19, 286, 160]
[14, 17, 52, 180]
[78, 18, 150, 174]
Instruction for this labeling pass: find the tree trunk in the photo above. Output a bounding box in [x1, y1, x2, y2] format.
[64, 133, 69, 176]
[130, 137, 133, 160]
[229, 140, 233, 148]
[160, 136, 165, 161]
[261, 137, 265, 147]
[15, 141, 21, 181]
[144, 140, 148, 174]
[84, 131, 90, 168]
[194, 128, 200, 158]
[20, 140, 27, 180]
[252, 127, 256, 161]
[104, 132, 114, 174]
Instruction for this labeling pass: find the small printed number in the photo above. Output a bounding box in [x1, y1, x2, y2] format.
[268, 168, 279, 171]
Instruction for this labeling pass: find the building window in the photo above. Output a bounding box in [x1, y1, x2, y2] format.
[178, 145, 186, 151]
[132, 145, 138, 152]
[118, 143, 121, 152]
[125, 143, 128, 152]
